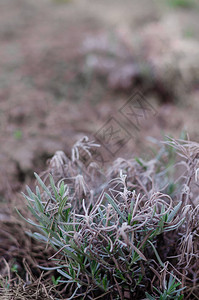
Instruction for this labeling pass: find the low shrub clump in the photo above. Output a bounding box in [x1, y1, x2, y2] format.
[18, 136, 199, 299]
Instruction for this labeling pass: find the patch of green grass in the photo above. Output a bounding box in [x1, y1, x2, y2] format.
[0, 277, 10, 290]
[52, 275, 61, 286]
[13, 129, 22, 140]
[183, 29, 195, 39]
[167, 0, 195, 8]
[53, 0, 72, 3]
[146, 272, 185, 299]
[11, 263, 18, 273]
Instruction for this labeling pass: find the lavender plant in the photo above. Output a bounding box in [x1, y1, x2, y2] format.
[19, 136, 199, 299]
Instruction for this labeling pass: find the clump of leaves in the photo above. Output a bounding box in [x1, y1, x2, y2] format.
[146, 272, 184, 300]
[19, 136, 199, 299]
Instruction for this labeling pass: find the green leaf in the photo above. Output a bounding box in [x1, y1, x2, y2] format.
[102, 274, 108, 291]
[59, 181, 65, 198]
[167, 201, 182, 222]
[148, 240, 164, 268]
[34, 173, 51, 198]
[105, 193, 126, 221]
[164, 218, 185, 232]
[38, 265, 63, 271]
[34, 195, 44, 213]
[58, 269, 73, 280]
[16, 208, 44, 229]
[145, 292, 155, 300]
[49, 174, 59, 201]
[58, 196, 68, 215]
